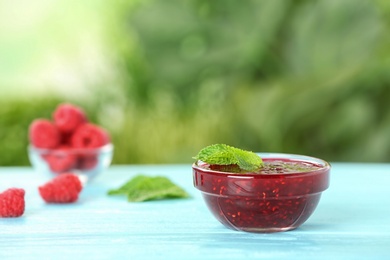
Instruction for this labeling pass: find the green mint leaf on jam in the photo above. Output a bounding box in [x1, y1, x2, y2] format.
[108, 175, 189, 202]
[193, 144, 263, 172]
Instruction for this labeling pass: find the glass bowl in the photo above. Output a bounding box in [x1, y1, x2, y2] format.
[192, 153, 330, 233]
[28, 143, 114, 183]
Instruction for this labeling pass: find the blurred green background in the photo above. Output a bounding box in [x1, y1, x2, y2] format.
[1, 0, 390, 166]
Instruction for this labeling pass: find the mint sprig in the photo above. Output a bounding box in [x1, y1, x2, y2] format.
[108, 175, 189, 202]
[193, 144, 263, 172]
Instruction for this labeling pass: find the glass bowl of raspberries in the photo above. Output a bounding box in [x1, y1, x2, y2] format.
[28, 103, 113, 183]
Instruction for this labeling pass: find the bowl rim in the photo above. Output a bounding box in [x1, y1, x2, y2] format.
[28, 143, 114, 154]
[192, 152, 331, 178]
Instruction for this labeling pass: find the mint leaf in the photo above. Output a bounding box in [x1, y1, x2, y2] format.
[193, 144, 263, 172]
[108, 175, 189, 202]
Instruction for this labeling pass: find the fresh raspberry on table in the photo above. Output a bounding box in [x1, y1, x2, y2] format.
[29, 119, 61, 149]
[44, 146, 78, 173]
[38, 173, 83, 203]
[53, 103, 87, 134]
[0, 188, 25, 218]
[71, 123, 110, 148]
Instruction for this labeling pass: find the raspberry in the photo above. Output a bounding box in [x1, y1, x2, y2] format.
[0, 188, 25, 218]
[29, 119, 61, 149]
[38, 173, 83, 203]
[53, 103, 87, 134]
[60, 132, 73, 146]
[77, 154, 98, 170]
[71, 123, 110, 148]
[44, 146, 77, 173]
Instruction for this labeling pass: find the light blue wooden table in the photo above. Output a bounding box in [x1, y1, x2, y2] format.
[1, 163, 389, 259]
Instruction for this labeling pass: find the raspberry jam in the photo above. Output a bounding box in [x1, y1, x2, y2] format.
[192, 154, 330, 233]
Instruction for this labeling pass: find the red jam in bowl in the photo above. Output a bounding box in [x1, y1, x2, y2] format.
[192, 153, 330, 233]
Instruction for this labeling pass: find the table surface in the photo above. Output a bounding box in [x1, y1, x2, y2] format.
[1, 163, 389, 259]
